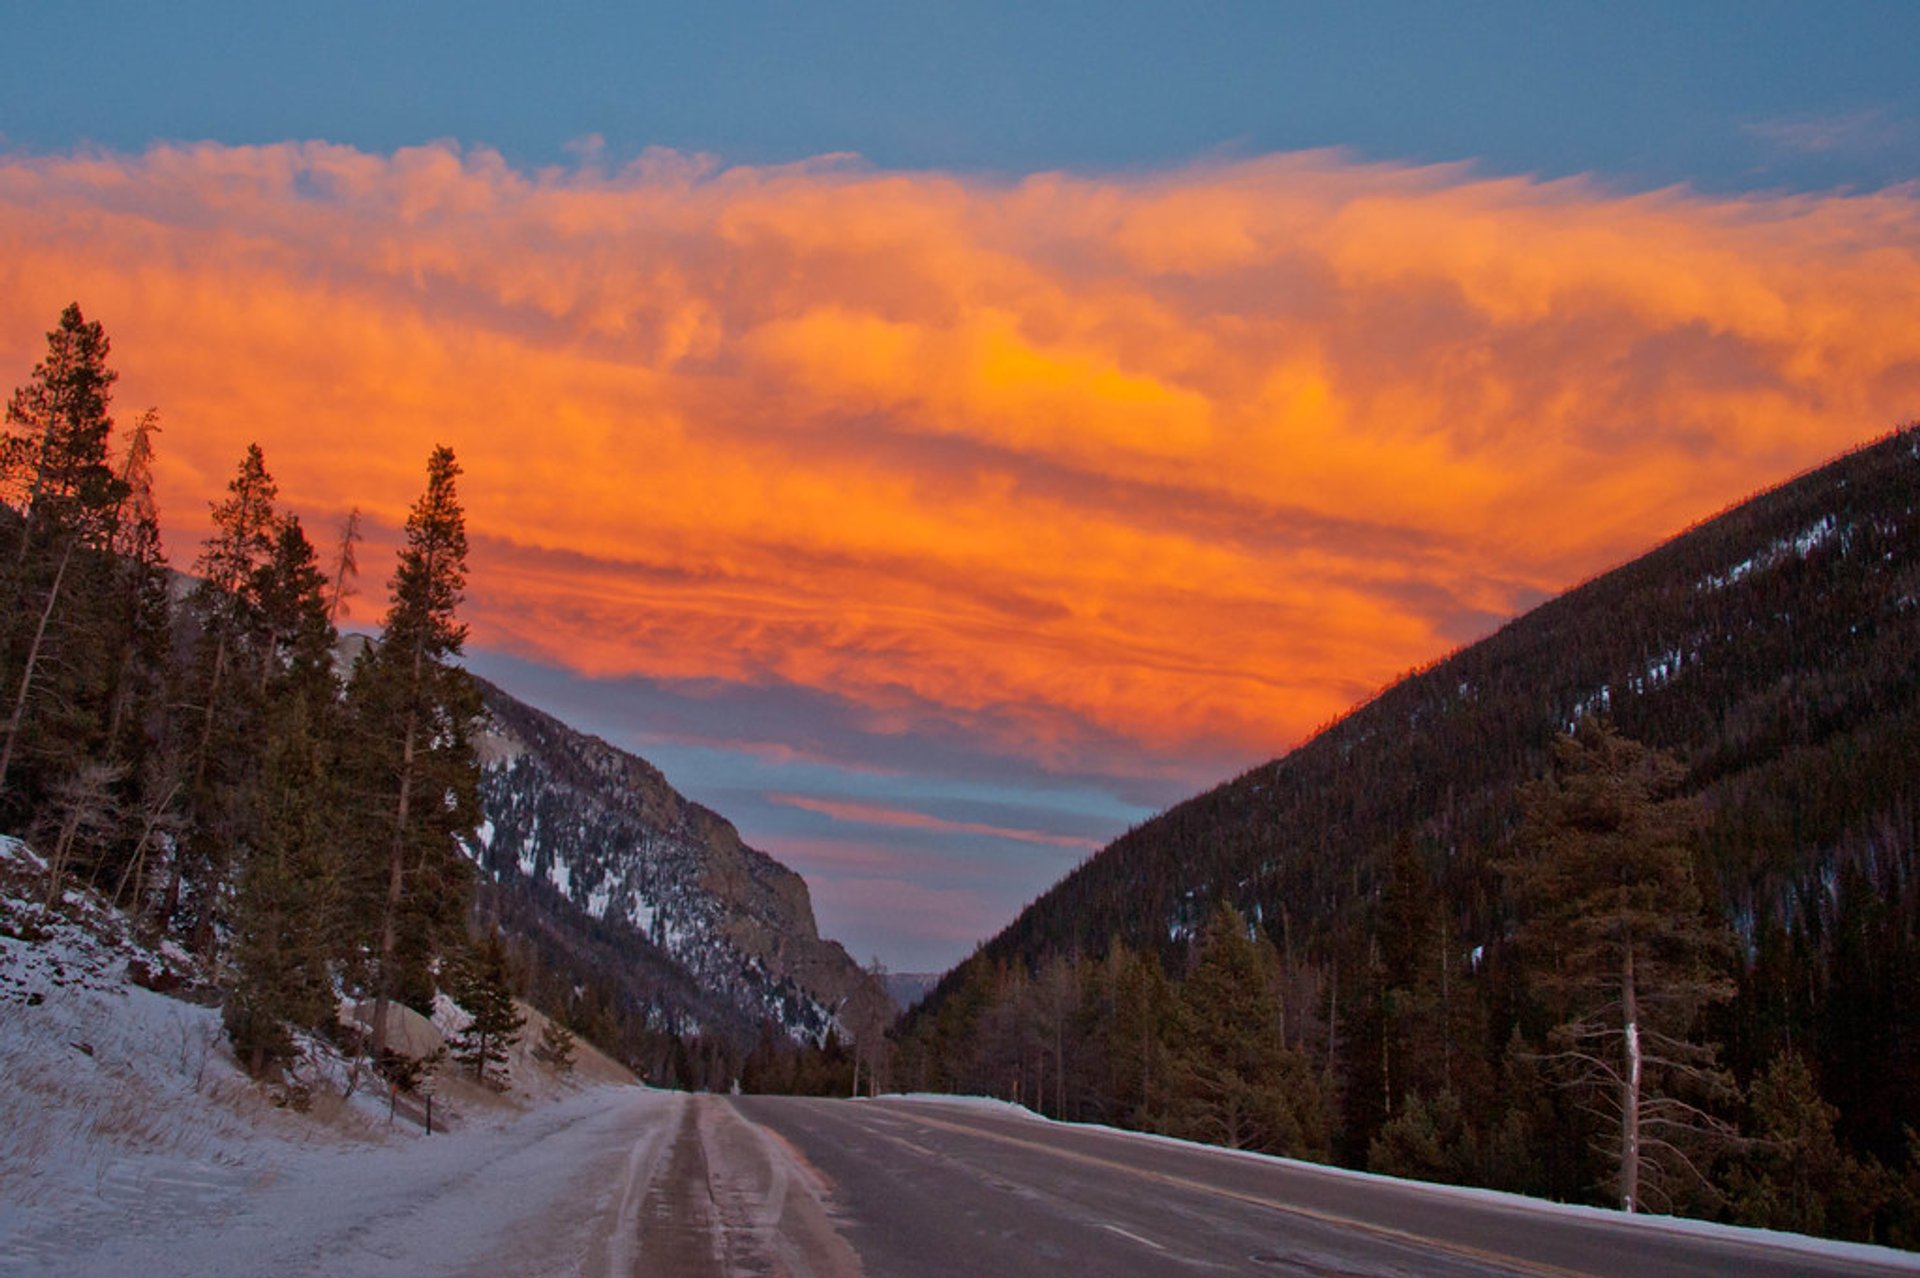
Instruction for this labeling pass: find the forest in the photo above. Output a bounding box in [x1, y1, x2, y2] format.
[887, 423, 1920, 1246]
[0, 302, 539, 1088]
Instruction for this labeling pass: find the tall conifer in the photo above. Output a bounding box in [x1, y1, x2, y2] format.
[1165, 902, 1329, 1157]
[0, 304, 126, 806]
[1502, 719, 1737, 1213]
[226, 516, 344, 1073]
[350, 446, 481, 1060]
[172, 445, 281, 946]
[451, 928, 525, 1086]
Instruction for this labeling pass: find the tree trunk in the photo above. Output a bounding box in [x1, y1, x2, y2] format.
[1620, 939, 1641, 1213]
[371, 705, 418, 1061]
[1055, 1018, 1065, 1119]
[43, 801, 86, 908]
[0, 537, 75, 795]
[190, 630, 229, 795]
[371, 579, 434, 1062]
[114, 781, 178, 911]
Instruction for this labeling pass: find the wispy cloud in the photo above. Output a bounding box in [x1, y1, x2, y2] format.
[768, 793, 1100, 851]
[1745, 107, 1903, 156]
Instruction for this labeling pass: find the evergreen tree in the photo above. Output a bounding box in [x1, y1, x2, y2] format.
[348, 446, 481, 1059]
[188, 443, 280, 750]
[1502, 719, 1737, 1213]
[254, 516, 336, 694]
[0, 304, 128, 807]
[99, 411, 172, 784]
[1100, 941, 1174, 1130]
[173, 444, 282, 947]
[450, 929, 526, 1087]
[1163, 902, 1329, 1157]
[1369, 1089, 1478, 1186]
[1724, 1051, 1889, 1240]
[533, 1017, 578, 1074]
[225, 517, 344, 1075]
[326, 506, 362, 626]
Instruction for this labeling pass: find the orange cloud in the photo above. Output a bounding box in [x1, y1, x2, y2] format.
[767, 793, 1100, 851]
[2, 142, 1917, 768]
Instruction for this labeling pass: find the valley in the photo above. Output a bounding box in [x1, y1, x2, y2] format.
[8, 14, 1920, 1265]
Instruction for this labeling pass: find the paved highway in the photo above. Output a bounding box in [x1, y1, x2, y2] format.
[690, 1094, 1920, 1278]
[18, 1083, 1910, 1277]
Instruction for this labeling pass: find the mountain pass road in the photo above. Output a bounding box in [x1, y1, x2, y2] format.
[672, 1094, 1920, 1278]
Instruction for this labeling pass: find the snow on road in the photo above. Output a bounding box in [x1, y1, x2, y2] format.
[2, 1068, 680, 1278]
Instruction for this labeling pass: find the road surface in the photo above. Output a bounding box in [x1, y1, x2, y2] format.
[9, 1087, 1917, 1276]
[715, 1094, 1918, 1278]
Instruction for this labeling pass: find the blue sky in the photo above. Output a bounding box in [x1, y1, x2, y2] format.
[4, 3, 1917, 971]
[9, 2, 1919, 190]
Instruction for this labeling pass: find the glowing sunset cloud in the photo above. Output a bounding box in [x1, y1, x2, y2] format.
[768, 794, 1100, 852]
[2, 142, 1918, 777]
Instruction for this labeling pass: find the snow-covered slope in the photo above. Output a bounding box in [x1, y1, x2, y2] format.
[468, 679, 891, 1047]
[0, 834, 647, 1276]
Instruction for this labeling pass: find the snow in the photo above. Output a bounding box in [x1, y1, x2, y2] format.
[875, 1092, 1044, 1121]
[1567, 683, 1612, 730]
[1638, 647, 1684, 691]
[586, 880, 612, 918]
[1793, 514, 1839, 557]
[1, 834, 668, 1278]
[1, 1070, 679, 1278]
[1698, 515, 1847, 592]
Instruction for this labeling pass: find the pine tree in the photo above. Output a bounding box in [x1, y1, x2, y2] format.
[1502, 719, 1738, 1213]
[173, 445, 282, 948]
[1369, 1088, 1478, 1186]
[349, 446, 481, 1060]
[254, 516, 335, 694]
[534, 1017, 578, 1074]
[1725, 1051, 1889, 1240]
[0, 304, 128, 806]
[1164, 901, 1329, 1157]
[326, 506, 362, 626]
[1102, 941, 1174, 1131]
[188, 443, 280, 752]
[451, 929, 525, 1087]
[100, 411, 171, 775]
[225, 517, 344, 1075]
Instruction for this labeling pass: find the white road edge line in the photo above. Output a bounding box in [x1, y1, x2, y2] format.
[1101, 1223, 1166, 1251]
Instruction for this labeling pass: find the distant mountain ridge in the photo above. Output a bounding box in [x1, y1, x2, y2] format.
[464, 678, 891, 1052]
[881, 972, 942, 1011]
[930, 424, 1920, 1162]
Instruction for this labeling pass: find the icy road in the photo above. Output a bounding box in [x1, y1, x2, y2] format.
[9, 1087, 1920, 1277]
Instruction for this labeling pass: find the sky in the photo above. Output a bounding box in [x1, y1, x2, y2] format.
[4, 4, 1920, 971]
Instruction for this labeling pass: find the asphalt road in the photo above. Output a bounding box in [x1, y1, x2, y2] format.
[727, 1095, 1920, 1278]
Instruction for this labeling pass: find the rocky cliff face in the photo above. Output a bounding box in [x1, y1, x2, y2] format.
[466, 678, 891, 1047]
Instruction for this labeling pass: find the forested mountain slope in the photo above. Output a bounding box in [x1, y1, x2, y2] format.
[467, 679, 891, 1060]
[913, 425, 1920, 1188]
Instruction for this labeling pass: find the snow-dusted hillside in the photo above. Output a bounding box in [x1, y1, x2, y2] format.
[468, 679, 891, 1047]
[0, 834, 647, 1276]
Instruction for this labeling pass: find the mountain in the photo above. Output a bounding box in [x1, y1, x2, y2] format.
[881, 972, 942, 1011]
[464, 678, 891, 1058]
[918, 425, 1920, 1167]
